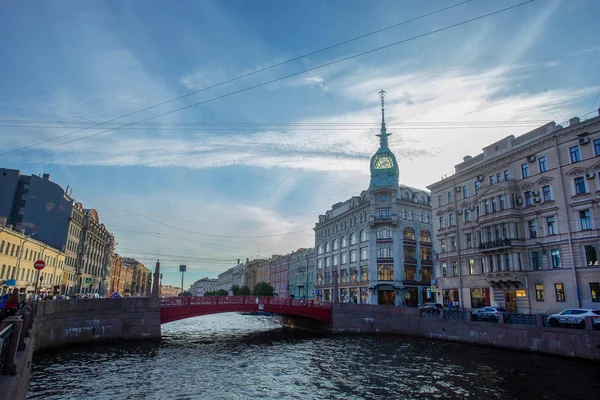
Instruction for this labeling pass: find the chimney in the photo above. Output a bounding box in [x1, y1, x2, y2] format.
[42, 173, 50, 181]
[463, 155, 472, 162]
[237, 258, 240, 264]
[569, 117, 580, 126]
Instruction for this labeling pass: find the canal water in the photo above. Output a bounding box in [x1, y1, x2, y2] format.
[28, 313, 599, 400]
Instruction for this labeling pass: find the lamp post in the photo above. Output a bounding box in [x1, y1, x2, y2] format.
[160, 273, 163, 296]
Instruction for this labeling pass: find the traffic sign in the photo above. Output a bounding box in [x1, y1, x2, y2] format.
[34, 260, 46, 270]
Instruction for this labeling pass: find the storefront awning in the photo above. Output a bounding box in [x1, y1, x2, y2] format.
[484, 273, 527, 290]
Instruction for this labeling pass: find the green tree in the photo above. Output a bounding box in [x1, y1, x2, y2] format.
[238, 285, 251, 295]
[203, 291, 215, 296]
[230, 285, 240, 296]
[215, 289, 228, 296]
[252, 282, 274, 296]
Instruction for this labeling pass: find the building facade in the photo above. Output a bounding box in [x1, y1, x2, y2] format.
[189, 277, 219, 296]
[244, 258, 269, 290]
[288, 248, 315, 299]
[269, 254, 290, 298]
[428, 112, 600, 314]
[160, 285, 182, 297]
[76, 209, 114, 296]
[0, 222, 67, 296]
[122, 257, 152, 296]
[314, 92, 434, 306]
[218, 260, 245, 291]
[109, 254, 134, 295]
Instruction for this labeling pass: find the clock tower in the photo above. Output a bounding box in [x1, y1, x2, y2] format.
[369, 90, 399, 188]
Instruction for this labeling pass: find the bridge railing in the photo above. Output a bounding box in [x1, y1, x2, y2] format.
[160, 296, 332, 309]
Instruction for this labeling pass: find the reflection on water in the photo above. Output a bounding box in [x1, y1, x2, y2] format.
[29, 313, 600, 400]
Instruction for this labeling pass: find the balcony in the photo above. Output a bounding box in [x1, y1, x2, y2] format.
[369, 215, 398, 226]
[479, 239, 513, 252]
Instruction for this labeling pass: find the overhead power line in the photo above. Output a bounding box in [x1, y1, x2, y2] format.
[0, 0, 535, 161]
[0, 0, 472, 159]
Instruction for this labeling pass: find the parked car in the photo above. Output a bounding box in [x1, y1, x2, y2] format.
[472, 307, 510, 322]
[420, 303, 443, 313]
[547, 308, 600, 327]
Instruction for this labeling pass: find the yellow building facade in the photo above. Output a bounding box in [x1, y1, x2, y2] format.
[0, 225, 67, 295]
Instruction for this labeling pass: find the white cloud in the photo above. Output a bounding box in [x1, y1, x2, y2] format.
[305, 76, 324, 84]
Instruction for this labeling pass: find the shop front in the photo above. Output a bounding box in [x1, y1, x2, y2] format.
[421, 286, 436, 304]
[405, 286, 418, 307]
[469, 288, 491, 309]
[486, 272, 529, 314]
[442, 288, 460, 307]
[376, 285, 396, 305]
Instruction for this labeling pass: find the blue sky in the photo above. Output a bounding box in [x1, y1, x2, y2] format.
[1, 0, 599, 287]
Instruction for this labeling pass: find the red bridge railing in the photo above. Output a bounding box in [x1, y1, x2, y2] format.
[159, 295, 332, 309]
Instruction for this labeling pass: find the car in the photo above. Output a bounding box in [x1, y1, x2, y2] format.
[420, 303, 443, 312]
[472, 307, 510, 322]
[547, 308, 600, 328]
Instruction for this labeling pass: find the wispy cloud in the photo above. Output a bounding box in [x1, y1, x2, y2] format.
[305, 75, 330, 92]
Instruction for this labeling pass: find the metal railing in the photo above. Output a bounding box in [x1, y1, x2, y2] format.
[479, 239, 513, 251]
[0, 323, 14, 375]
[506, 313, 538, 326]
[444, 310, 468, 320]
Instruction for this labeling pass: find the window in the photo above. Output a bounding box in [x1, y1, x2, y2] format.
[377, 245, 392, 259]
[532, 251, 541, 270]
[499, 195, 505, 210]
[350, 233, 357, 246]
[491, 198, 497, 212]
[497, 173, 503, 183]
[377, 264, 393, 281]
[361, 266, 368, 281]
[376, 208, 390, 219]
[332, 239, 338, 251]
[439, 216, 445, 229]
[462, 186, 468, 198]
[555, 283, 566, 302]
[585, 245, 598, 266]
[404, 246, 416, 260]
[542, 185, 552, 201]
[438, 195, 443, 207]
[570, 146, 581, 163]
[400, 209, 407, 219]
[538, 156, 547, 172]
[521, 163, 529, 178]
[442, 263, 448, 277]
[425, 213, 430, 223]
[465, 233, 472, 248]
[332, 255, 339, 266]
[505, 253, 511, 271]
[403, 228, 415, 240]
[547, 216, 557, 235]
[448, 214, 455, 226]
[504, 170, 510, 180]
[469, 259, 475, 275]
[325, 242, 330, 252]
[350, 250, 357, 263]
[420, 247, 432, 261]
[452, 261, 458, 276]
[575, 177, 586, 194]
[360, 247, 368, 260]
[419, 230, 431, 243]
[535, 284, 544, 301]
[595, 139, 600, 156]
[464, 208, 471, 222]
[551, 249, 561, 268]
[376, 227, 392, 239]
[447, 191, 452, 203]
[341, 236, 347, 248]
[484, 199, 490, 213]
[528, 220, 537, 238]
[474, 181, 480, 195]
[440, 239, 446, 252]
[341, 252, 347, 264]
[524, 191, 533, 206]
[590, 282, 600, 302]
[580, 210, 592, 230]
[360, 230, 368, 242]
[450, 237, 456, 251]
[489, 175, 496, 185]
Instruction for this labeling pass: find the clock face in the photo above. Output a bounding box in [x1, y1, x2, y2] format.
[374, 155, 394, 169]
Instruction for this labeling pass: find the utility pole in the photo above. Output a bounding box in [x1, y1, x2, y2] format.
[179, 265, 186, 294]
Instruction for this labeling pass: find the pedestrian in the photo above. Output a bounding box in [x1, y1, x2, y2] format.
[3, 289, 20, 318]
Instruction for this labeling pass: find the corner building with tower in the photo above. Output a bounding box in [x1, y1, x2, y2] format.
[314, 91, 434, 306]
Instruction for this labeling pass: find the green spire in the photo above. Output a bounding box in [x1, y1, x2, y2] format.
[376, 89, 391, 148]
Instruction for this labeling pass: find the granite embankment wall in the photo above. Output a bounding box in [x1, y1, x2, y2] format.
[33, 297, 161, 351]
[330, 303, 600, 361]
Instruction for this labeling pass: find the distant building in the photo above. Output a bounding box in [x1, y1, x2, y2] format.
[109, 254, 133, 295]
[122, 257, 152, 296]
[314, 92, 433, 305]
[244, 258, 269, 289]
[0, 169, 114, 296]
[160, 285, 181, 297]
[269, 254, 290, 298]
[218, 260, 245, 291]
[428, 111, 600, 314]
[288, 248, 315, 299]
[189, 277, 218, 296]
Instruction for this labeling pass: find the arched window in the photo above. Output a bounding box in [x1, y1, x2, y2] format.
[350, 233, 357, 245]
[332, 239, 338, 251]
[341, 236, 347, 248]
[420, 230, 431, 243]
[408, 210, 414, 220]
[404, 191, 410, 199]
[403, 228, 415, 240]
[419, 212, 423, 222]
[401, 209, 407, 219]
[425, 213, 430, 223]
[325, 242, 330, 252]
[377, 226, 392, 239]
[360, 230, 368, 242]
[421, 195, 425, 203]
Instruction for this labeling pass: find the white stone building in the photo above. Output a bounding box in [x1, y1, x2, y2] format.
[428, 111, 600, 314]
[189, 277, 218, 296]
[314, 91, 434, 306]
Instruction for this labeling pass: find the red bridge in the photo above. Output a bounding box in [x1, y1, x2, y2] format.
[159, 296, 332, 324]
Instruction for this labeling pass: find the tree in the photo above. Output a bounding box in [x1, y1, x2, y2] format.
[204, 291, 215, 296]
[238, 285, 251, 295]
[252, 282, 274, 296]
[230, 285, 240, 296]
[215, 289, 228, 296]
